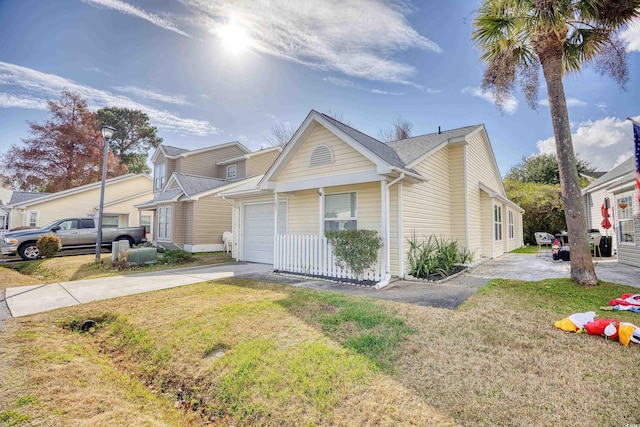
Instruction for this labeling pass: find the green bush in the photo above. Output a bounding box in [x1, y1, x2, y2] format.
[407, 233, 473, 279]
[36, 234, 62, 258]
[161, 249, 194, 265]
[325, 230, 382, 279]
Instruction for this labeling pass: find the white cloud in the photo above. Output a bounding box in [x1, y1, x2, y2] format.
[82, 0, 191, 38]
[536, 116, 640, 170]
[113, 85, 190, 105]
[181, 0, 441, 87]
[621, 20, 640, 52]
[323, 76, 406, 96]
[0, 61, 218, 136]
[538, 97, 587, 107]
[461, 87, 518, 115]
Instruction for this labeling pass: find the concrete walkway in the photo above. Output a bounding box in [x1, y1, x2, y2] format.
[3, 254, 639, 319]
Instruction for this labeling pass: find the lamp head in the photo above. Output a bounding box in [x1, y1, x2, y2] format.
[101, 125, 116, 140]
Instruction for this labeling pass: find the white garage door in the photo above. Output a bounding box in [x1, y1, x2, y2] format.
[244, 202, 274, 264]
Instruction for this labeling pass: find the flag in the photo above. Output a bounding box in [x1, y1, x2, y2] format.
[635, 121, 640, 203]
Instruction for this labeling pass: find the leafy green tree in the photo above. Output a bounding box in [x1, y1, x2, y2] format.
[506, 153, 595, 186]
[473, 0, 639, 285]
[505, 179, 566, 245]
[96, 107, 163, 174]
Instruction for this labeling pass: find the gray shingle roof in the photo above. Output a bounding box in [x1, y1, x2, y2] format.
[583, 156, 636, 192]
[162, 145, 189, 157]
[9, 191, 51, 205]
[173, 174, 230, 197]
[154, 188, 183, 202]
[386, 125, 482, 165]
[318, 112, 407, 169]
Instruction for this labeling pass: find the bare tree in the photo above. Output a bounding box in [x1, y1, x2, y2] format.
[378, 116, 413, 142]
[263, 122, 297, 147]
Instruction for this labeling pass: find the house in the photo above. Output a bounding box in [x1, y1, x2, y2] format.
[583, 156, 639, 267]
[4, 174, 153, 233]
[219, 110, 524, 285]
[136, 142, 281, 252]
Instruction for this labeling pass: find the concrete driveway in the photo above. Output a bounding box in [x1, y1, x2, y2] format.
[2, 254, 639, 319]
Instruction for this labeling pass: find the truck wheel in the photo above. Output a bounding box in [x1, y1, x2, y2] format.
[19, 243, 40, 260]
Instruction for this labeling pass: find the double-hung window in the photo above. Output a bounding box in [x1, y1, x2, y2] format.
[158, 206, 172, 240]
[617, 195, 635, 244]
[324, 192, 357, 231]
[508, 210, 514, 239]
[27, 211, 39, 227]
[226, 164, 237, 179]
[494, 205, 502, 241]
[154, 163, 166, 191]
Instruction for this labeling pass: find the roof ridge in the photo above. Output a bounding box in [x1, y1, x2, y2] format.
[387, 124, 483, 144]
[319, 112, 383, 143]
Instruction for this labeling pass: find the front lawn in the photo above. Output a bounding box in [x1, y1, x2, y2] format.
[1, 277, 639, 425]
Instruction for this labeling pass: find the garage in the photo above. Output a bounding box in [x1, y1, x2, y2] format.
[242, 201, 287, 264]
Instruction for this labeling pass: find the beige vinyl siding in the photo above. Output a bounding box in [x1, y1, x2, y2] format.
[401, 147, 452, 273]
[287, 190, 319, 234]
[277, 125, 376, 183]
[176, 145, 246, 178]
[506, 208, 523, 252]
[465, 130, 506, 258]
[193, 195, 233, 245]
[493, 203, 505, 258]
[246, 149, 280, 177]
[171, 202, 186, 246]
[448, 144, 467, 248]
[184, 202, 195, 245]
[9, 176, 151, 229]
[326, 183, 381, 232]
[388, 184, 399, 276]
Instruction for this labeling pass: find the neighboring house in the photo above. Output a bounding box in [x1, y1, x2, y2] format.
[4, 174, 153, 234]
[219, 110, 524, 286]
[0, 185, 14, 234]
[583, 156, 639, 267]
[136, 142, 281, 252]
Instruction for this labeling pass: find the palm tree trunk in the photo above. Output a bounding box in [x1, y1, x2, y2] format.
[539, 52, 598, 285]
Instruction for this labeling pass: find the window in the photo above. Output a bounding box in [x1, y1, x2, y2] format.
[103, 215, 119, 228]
[324, 192, 357, 231]
[140, 215, 151, 234]
[508, 210, 514, 239]
[158, 206, 172, 240]
[154, 163, 166, 191]
[226, 164, 237, 179]
[494, 205, 502, 241]
[80, 219, 95, 229]
[617, 195, 635, 244]
[309, 145, 334, 166]
[58, 219, 78, 230]
[27, 211, 39, 227]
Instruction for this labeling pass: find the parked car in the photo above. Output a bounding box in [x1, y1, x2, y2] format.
[1, 217, 147, 260]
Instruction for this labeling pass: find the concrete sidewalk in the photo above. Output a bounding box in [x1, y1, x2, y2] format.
[4, 263, 272, 317]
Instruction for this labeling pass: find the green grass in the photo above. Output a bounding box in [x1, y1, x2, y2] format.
[511, 245, 539, 254]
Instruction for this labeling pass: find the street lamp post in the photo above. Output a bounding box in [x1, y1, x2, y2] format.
[96, 125, 116, 260]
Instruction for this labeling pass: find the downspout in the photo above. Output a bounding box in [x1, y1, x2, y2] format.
[463, 145, 470, 250]
[273, 192, 279, 269]
[376, 173, 405, 289]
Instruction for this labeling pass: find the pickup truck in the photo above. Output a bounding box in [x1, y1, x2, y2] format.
[1, 218, 147, 260]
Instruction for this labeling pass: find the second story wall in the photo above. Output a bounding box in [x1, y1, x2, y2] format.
[176, 145, 247, 177]
[246, 149, 281, 177]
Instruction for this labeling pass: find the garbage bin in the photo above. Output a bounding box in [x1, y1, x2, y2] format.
[600, 236, 612, 257]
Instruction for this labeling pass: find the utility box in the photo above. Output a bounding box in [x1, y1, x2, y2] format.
[127, 248, 158, 266]
[111, 239, 131, 262]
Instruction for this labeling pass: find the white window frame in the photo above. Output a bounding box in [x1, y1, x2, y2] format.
[616, 195, 635, 245]
[158, 206, 172, 240]
[323, 192, 358, 232]
[508, 210, 514, 239]
[226, 164, 237, 179]
[140, 214, 152, 234]
[494, 205, 502, 241]
[27, 210, 39, 227]
[103, 215, 119, 228]
[154, 163, 166, 191]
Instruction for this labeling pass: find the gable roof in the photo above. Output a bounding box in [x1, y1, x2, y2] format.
[8, 174, 151, 207]
[151, 141, 251, 163]
[172, 174, 231, 197]
[583, 156, 636, 193]
[216, 146, 282, 166]
[9, 191, 51, 205]
[387, 125, 482, 166]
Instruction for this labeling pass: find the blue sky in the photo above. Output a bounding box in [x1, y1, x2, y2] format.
[0, 0, 639, 176]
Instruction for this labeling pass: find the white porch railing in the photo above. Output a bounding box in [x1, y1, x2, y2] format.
[274, 234, 382, 282]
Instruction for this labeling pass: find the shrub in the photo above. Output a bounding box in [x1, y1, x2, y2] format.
[325, 229, 382, 279]
[407, 232, 473, 279]
[36, 234, 62, 258]
[162, 249, 194, 265]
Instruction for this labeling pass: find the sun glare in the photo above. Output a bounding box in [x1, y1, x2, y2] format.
[216, 21, 251, 54]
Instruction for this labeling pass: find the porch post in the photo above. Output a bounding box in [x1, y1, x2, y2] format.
[318, 187, 324, 237]
[380, 180, 390, 281]
[274, 192, 279, 267]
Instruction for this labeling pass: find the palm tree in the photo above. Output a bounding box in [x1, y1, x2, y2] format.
[473, 0, 639, 285]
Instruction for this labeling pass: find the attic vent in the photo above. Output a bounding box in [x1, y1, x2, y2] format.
[309, 145, 334, 166]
